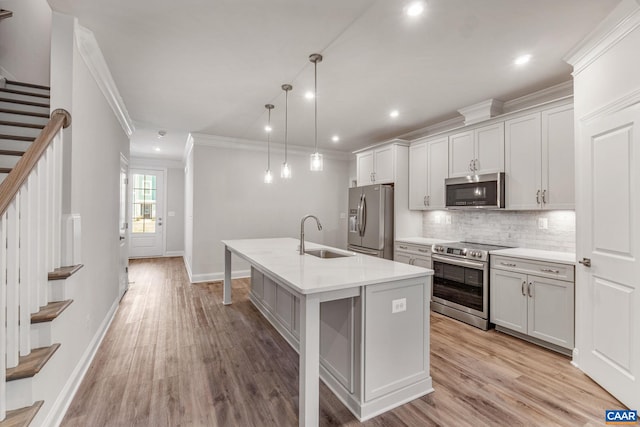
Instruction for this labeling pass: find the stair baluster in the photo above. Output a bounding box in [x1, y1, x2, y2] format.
[0, 214, 6, 420]
[19, 186, 31, 356]
[6, 198, 19, 369]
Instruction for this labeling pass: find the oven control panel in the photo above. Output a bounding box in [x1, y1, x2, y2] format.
[432, 245, 488, 261]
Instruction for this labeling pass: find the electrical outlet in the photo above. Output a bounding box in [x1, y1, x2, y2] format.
[538, 218, 548, 230]
[446, 215, 452, 225]
[434, 215, 441, 224]
[392, 298, 407, 314]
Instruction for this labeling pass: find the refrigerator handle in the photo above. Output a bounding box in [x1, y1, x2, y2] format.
[359, 193, 367, 237]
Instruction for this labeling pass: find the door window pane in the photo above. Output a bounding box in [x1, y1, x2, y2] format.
[132, 173, 157, 233]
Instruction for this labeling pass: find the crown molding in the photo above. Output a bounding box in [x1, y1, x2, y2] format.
[74, 23, 135, 137]
[190, 132, 352, 161]
[565, 0, 640, 75]
[352, 138, 409, 154]
[457, 99, 504, 125]
[502, 81, 573, 113]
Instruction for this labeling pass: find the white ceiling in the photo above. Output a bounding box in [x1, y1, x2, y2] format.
[49, 0, 619, 159]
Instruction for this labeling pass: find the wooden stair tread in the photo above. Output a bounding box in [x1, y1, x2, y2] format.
[31, 300, 73, 324]
[6, 80, 50, 91]
[48, 264, 84, 280]
[0, 149, 26, 157]
[0, 88, 50, 99]
[0, 134, 34, 142]
[0, 10, 13, 21]
[0, 401, 43, 427]
[0, 98, 49, 108]
[0, 167, 12, 174]
[6, 344, 60, 381]
[0, 108, 50, 118]
[0, 120, 45, 129]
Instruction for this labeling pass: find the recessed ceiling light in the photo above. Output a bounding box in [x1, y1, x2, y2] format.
[514, 54, 532, 65]
[264, 125, 272, 132]
[406, 2, 424, 17]
[390, 110, 399, 118]
[305, 91, 315, 100]
[154, 147, 161, 152]
[332, 135, 340, 142]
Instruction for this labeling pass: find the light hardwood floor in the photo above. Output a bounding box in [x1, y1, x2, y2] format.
[61, 257, 622, 426]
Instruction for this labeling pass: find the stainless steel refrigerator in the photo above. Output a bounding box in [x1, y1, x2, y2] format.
[347, 184, 394, 259]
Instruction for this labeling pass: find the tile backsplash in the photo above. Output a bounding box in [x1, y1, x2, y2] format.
[422, 210, 576, 253]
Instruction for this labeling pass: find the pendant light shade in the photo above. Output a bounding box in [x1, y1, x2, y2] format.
[264, 104, 274, 184]
[309, 53, 323, 172]
[281, 84, 293, 179]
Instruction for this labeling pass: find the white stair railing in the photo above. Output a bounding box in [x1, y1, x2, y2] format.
[0, 109, 70, 421]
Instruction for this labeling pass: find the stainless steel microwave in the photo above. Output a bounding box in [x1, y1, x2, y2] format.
[445, 172, 505, 209]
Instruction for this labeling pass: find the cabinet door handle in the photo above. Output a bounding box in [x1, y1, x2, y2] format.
[500, 262, 517, 267]
[398, 245, 408, 250]
[542, 189, 547, 204]
[427, 195, 430, 206]
[540, 268, 560, 274]
[409, 258, 415, 265]
[424, 196, 427, 206]
[536, 189, 541, 204]
[418, 248, 429, 253]
[473, 159, 478, 171]
[521, 281, 526, 296]
[469, 160, 474, 172]
[528, 282, 534, 298]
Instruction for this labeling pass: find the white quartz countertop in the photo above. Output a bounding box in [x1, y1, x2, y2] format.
[395, 237, 458, 246]
[223, 238, 432, 295]
[489, 247, 576, 265]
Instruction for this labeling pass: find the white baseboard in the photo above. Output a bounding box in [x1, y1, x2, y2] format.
[43, 298, 120, 427]
[164, 250, 184, 257]
[189, 269, 250, 283]
[183, 255, 193, 282]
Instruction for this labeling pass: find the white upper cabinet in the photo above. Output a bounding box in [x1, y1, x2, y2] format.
[409, 136, 448, 210]
[409, 142, 428, 209]
[449, 122, 504, 178]
[356, 144, 397, 186]
[505, 103, 574, 210]
[541, 104, 574, 210]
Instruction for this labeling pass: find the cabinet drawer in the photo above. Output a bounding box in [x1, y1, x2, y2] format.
[491, 256, 574, 282]
[395, 242, 432, 256]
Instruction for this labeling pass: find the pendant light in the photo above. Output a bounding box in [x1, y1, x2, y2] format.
[281, 84, 293, 179]
[264, 103, 274, 184]
[309, 53, 323, 171]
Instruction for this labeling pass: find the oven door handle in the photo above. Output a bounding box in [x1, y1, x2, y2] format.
[432, 254, 486, 269]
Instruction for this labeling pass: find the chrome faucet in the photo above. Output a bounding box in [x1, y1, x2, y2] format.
[299, 214, 323, 255]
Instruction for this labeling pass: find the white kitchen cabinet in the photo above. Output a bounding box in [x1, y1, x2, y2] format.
[356, 143, 400, 186]
[394, 242, 432, 268]
[409, 137, 448, 210]
[490, 255, 575, 353]
[449, 122, 504, 178]
[505, 104, 574, 210]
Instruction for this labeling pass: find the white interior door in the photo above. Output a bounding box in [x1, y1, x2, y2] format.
[119, 155, 129, 296]
[129, 169, 165, 258]
[577, 102, 640, 409]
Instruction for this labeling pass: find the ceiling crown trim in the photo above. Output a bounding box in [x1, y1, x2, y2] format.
[74, 23, 135, 137]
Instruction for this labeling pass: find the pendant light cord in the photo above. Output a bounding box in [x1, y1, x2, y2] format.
[314, 59, 318, 153]
[267, 107, 271, 169]
[285, 88, 288, 163]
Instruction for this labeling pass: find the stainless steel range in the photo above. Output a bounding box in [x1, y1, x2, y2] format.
[431, 241, 510, 330]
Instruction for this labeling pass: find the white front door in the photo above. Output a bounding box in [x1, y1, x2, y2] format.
[577, 102, 640, 409]
[129, 169, 164, 258]
[119, 155, 129, 296]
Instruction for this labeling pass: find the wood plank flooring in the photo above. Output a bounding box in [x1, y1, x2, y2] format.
[61, 257, 622, 426]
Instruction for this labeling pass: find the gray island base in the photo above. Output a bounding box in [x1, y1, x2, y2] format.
[222, 238, 434, 427]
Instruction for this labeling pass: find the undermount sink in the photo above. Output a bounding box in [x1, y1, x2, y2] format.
[304, 249, 353, 259]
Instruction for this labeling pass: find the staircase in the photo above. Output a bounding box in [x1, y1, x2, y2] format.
[0, 79, 79, 426]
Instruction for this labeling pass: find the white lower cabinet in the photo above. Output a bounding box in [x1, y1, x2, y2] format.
[394, 242, 432, 268]
[490, 256, 575, 353]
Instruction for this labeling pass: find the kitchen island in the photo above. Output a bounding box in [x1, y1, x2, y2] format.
[222, 238, 433, 427]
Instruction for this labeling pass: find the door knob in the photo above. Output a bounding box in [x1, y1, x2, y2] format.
[119, 236, 125, 241]
[578, 258, 591, 267]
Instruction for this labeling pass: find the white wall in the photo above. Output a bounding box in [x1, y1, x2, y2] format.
[188, 136, 350, 281]
[0, 0, 51, 83]
[184, 140, 194, 275]
[166, 167, 185, 254]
